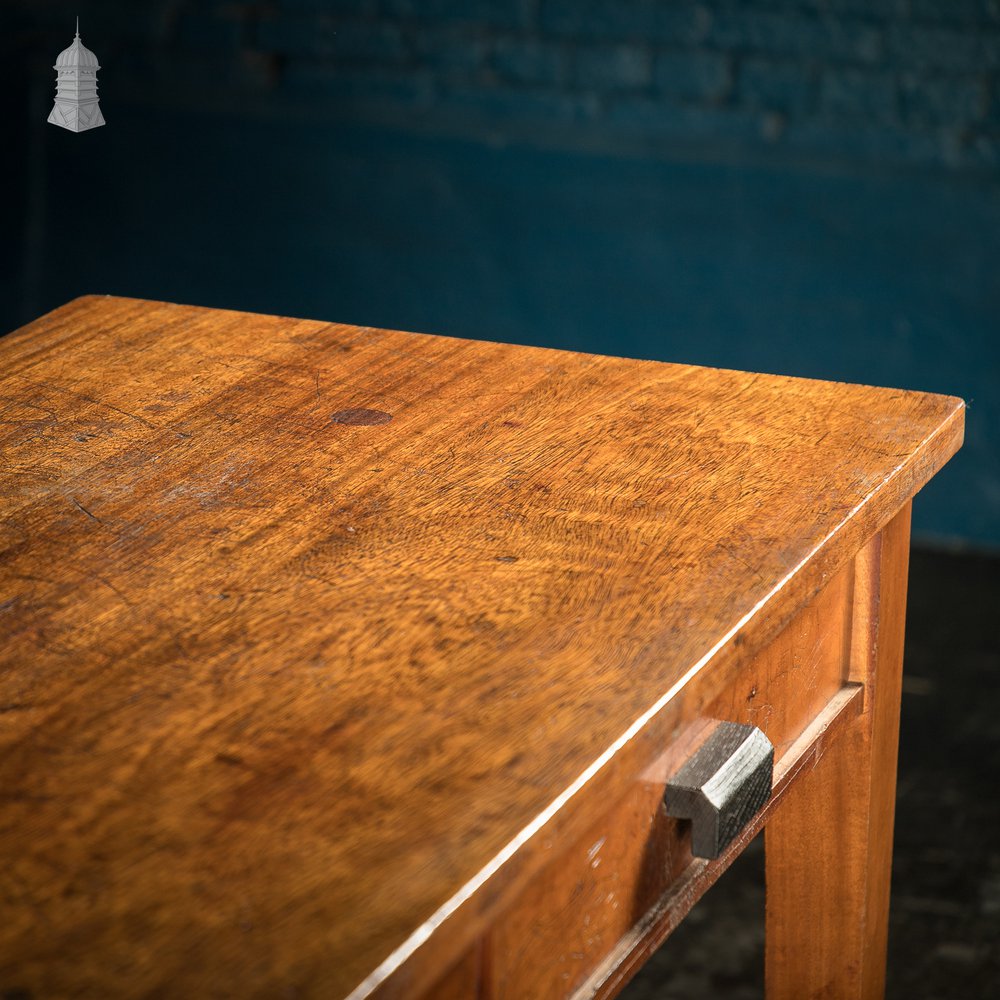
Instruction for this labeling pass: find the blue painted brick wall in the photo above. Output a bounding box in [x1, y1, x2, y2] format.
[7, 0, 997, 169]
[241, 0, 998, 169]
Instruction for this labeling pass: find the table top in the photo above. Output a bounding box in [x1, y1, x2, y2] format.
[0, 296, 963, 998]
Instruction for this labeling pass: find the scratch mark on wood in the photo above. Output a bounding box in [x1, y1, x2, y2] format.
[215, 752, 251, 769]
[71, 497, 104, 525]
[14, 375, 159, 431]
[330, 408, 393, 426]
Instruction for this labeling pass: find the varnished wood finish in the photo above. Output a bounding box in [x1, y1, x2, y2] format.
[765, 504, 912, 998]
[0, 297, 963, 999]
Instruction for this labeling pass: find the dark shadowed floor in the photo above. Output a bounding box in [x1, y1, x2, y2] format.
[621, 545, 1000, 1000]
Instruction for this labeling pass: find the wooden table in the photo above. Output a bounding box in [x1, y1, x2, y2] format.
[0, 296, 963, 999]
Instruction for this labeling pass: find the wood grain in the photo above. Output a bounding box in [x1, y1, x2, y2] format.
[765, 503, 912, 998]
[0, 296, 963, 999]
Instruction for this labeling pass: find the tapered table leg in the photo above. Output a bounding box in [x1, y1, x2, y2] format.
[765, 502, 911, 999]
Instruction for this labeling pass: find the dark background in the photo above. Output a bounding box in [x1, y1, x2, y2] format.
[1, 0, 998, 547]
[1, 2, 998, 998]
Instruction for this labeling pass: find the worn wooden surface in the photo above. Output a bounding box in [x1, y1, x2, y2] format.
[0, 296, 964, 998]
[765, 503, 913, 998]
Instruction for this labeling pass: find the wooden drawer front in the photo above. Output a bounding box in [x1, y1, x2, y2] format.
[487, 562, 855, 1000]
[423, 946, 481, 999]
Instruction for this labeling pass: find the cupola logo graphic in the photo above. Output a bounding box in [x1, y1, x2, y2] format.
[48, 17, 106, 132]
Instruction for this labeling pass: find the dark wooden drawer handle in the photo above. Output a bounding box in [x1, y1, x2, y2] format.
[664, 721, 774, 860]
